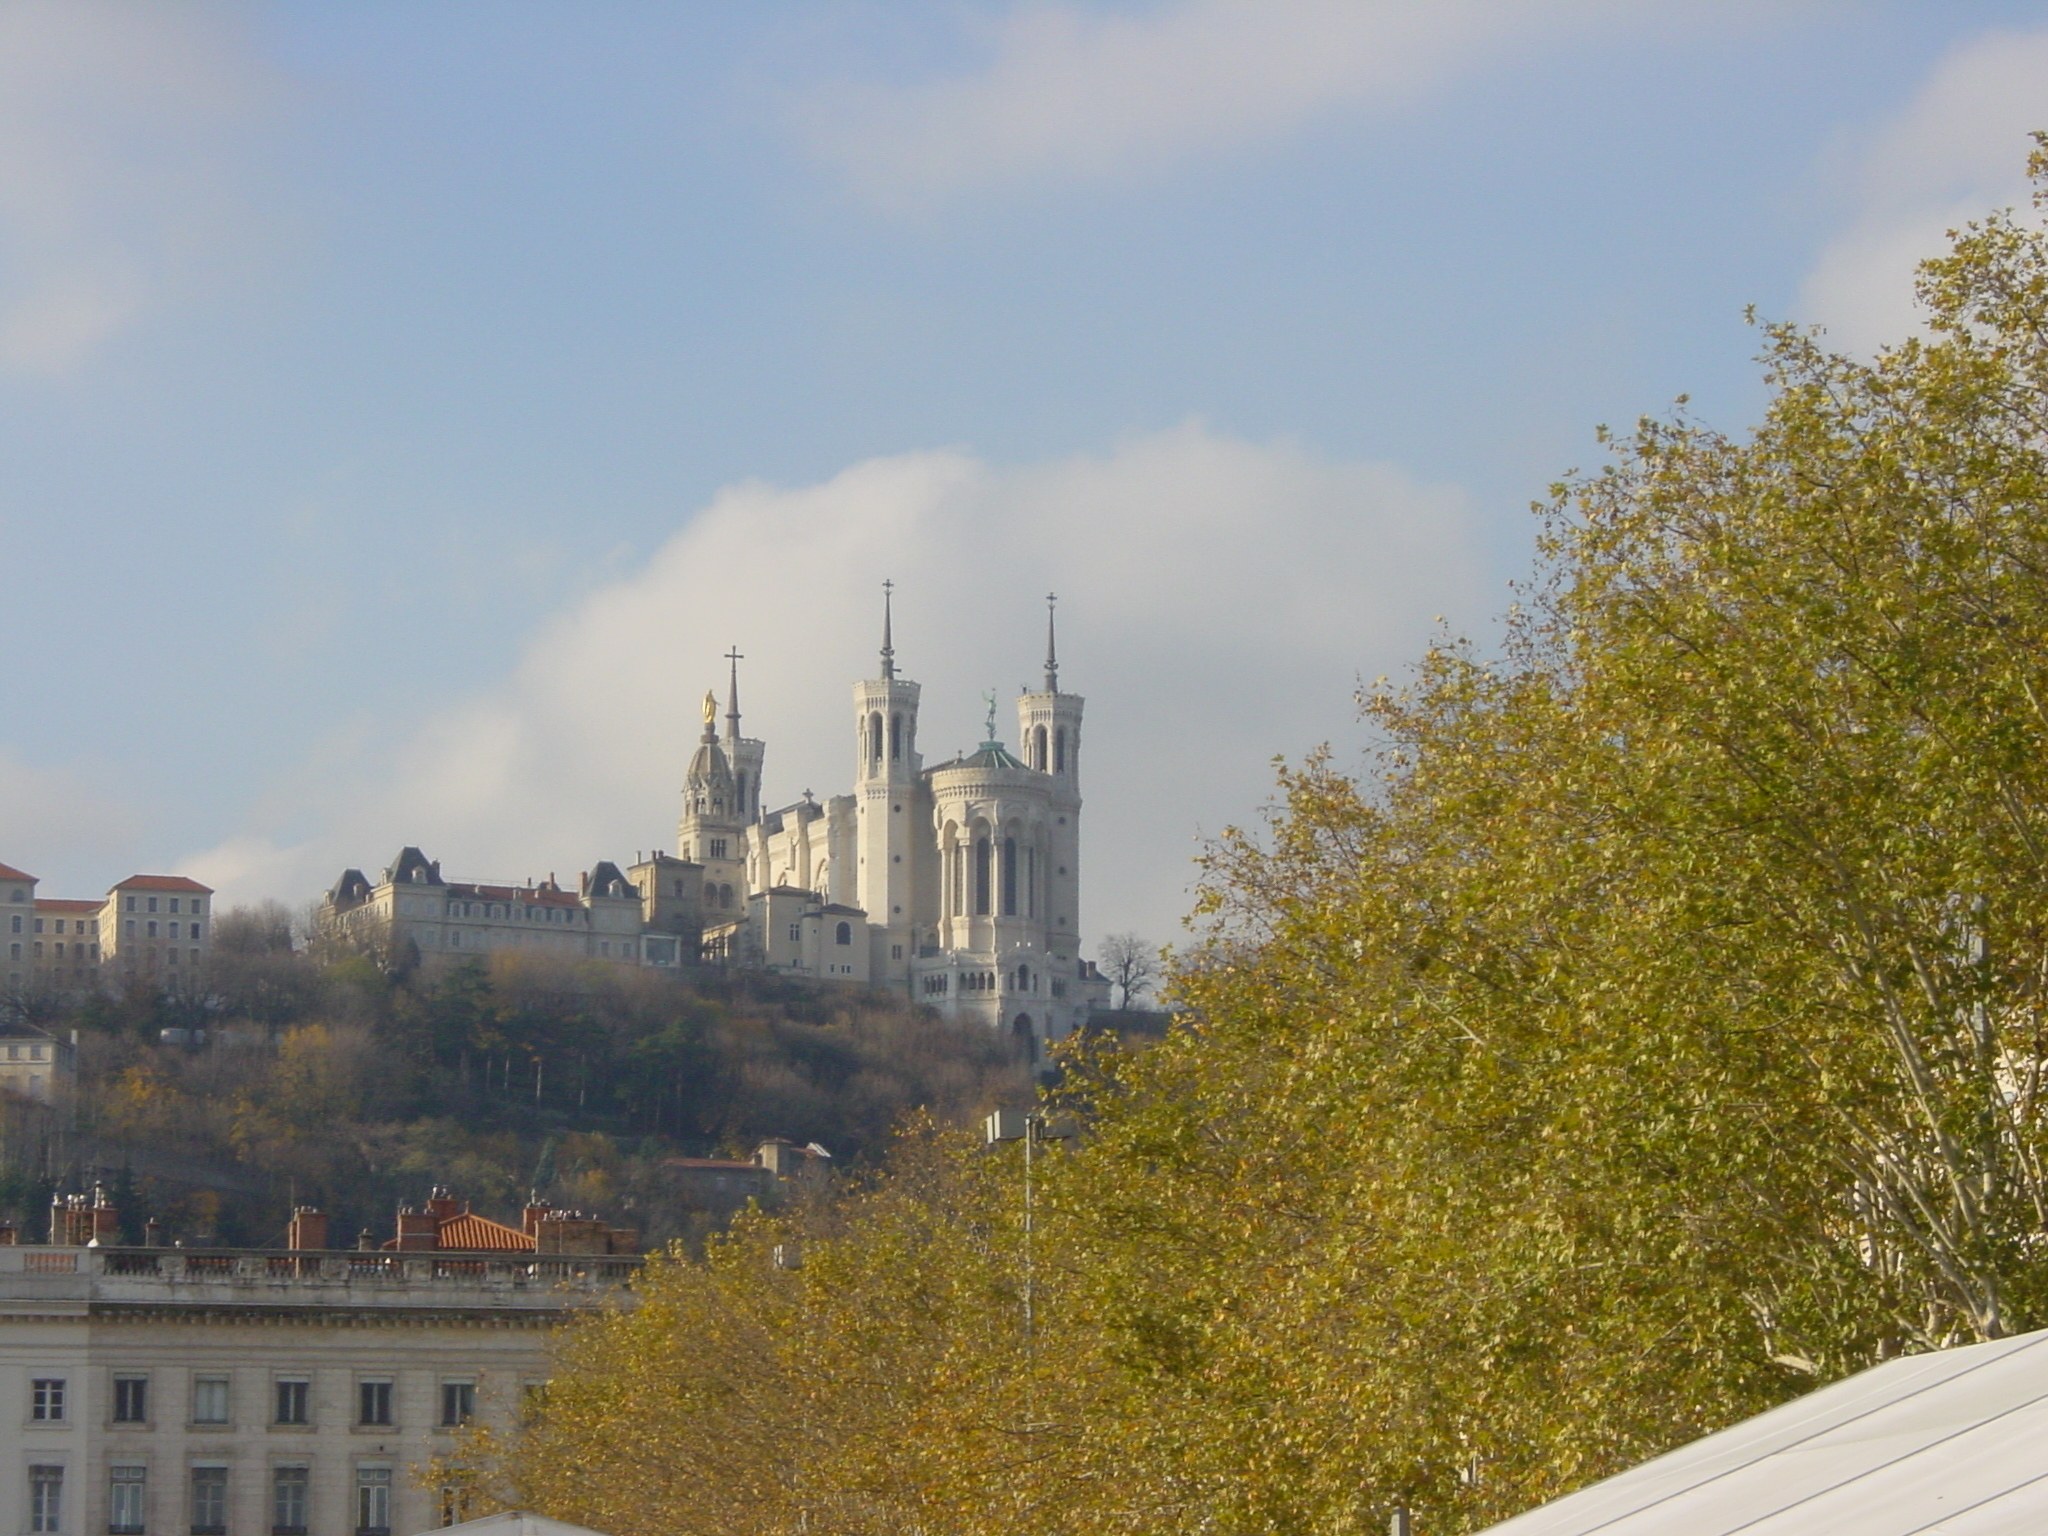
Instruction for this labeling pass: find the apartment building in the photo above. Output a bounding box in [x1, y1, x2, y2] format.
[0, 865, 213, 996]
[0, 1195, 638, 1536]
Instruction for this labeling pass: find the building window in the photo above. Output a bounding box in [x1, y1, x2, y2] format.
[787, 924, 801, 942]
[892, 944, 903, 960]
[441, 1381, 475, 1426]
[29, 1465, 62, 1534]
[147, 897, 158, 913]
[124, 920, 136, 938]
[1001, 837, 1018, 916]
[191, 1376, 229, 1425]
[709, 839, 727, 860]
[835, 921, 852, 946]
[146, 921, 157, 939]
[124, 896, 136, 912]
[359, 1379, 393, 1426]
[273, 1465, 310, 1535]
[8, 914, 18, 932]
[356, 1468, 393, 1536]
[889, 712, 902, 760]
[868, 710, 883, 767]
[191, 1466, 229, 1536]
[275, 1378, 310, 1425]
[31, 1377, 65, 1420]
[110, 1465, 146, 1535]
[974, 837, 992, 916]
[113, 1375, 148, 1423]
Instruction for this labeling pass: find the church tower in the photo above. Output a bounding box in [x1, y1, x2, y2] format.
[722, 645, 766, 826]
[678, 690, 746, 928]
[854, 582, 922, 984]
[1017, 594, 1085, 977]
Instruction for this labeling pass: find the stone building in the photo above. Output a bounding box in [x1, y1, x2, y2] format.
[693, 592, 1109, 1059]
[1, 865, 212, 997]
[0, 1191, 636, 1536]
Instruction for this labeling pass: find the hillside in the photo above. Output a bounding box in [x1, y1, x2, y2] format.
[0, 911, 1036, 1248]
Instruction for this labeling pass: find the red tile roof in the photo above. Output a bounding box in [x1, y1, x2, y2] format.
[35, 899, 100, 914]
[111, 875, 212, 893]
[0, 862, 35, 883]
[434, 1211, 537, 1251]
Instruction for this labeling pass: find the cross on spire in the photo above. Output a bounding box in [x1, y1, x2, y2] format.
[880, 580, 896, 680]
[724, 645, 744, 740]
[1044, 591, 1059, 693]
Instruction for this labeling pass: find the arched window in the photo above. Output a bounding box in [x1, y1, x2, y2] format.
[736, 772, 748, 816]
[974, 837, 992, 915]
[890, 713, 902, 761]
[719, 883, 734, 908]
[1032, 724, 1048, 770]
[703, 882, 717, 908]
[1001, 837, 1018, 916]
[835, 921, 852, 945]
[869, 711, 884, 769]
[1012, 1015, 1035, 1062]
[1054, 727, 1067, 773]
[1014, 964, 1030, 991]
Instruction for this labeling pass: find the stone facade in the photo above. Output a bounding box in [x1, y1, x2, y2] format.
[1, 865, 212, 999]
[0, 1199, 635, 1536]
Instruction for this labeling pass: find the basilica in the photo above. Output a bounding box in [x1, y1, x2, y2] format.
[682, 589, 1108, 1056]
[319, 590, 1109, 1059]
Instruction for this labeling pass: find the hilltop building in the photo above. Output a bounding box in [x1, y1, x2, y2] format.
[317, 589, 1110, 1059]
[1, 863, 213, 998]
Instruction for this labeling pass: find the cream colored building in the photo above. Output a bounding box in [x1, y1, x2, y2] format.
[320, 851, 699, 971]
[100, 876, 213, 986]
[689, 593, 1110, 1058]
[0, 1208, 634, 1536]
[1, 866, 207, 997]
[0, 1022, 73, 1104]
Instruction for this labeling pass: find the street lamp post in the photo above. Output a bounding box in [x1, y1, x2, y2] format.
[984, 1108, 1073, 1347]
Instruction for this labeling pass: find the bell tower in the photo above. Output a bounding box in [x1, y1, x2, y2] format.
[1017, 594, 1084, 973]
[855, 581, 921, 983]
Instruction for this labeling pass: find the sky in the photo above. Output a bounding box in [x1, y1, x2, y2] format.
[4, 0, 2048, 949]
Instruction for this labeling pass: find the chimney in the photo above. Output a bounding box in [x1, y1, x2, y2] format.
[394, 1205, 439, 1252]
[0, 1220, 17, 1246]
[356, 1227, 376, 1251]
[288, 1207, 329, 1251]
[47, 1191, 64, 1246]
[426, 1186, 463, 1222]
[89, 1184, 119, 1247]
[523, 1196, 549, 1238]
[143, 1217, 164, 1248]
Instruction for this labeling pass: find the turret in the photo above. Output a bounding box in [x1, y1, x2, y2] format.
[1016, 595, 1085, 972]
[855, 582, 922, 983]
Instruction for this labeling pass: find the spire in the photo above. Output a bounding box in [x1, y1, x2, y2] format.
[880, 579, 896, 680]
[724, 645, 744, 742]
[1043, 591, 1059, 693]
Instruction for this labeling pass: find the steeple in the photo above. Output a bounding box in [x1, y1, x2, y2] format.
[1043, 592, 1059, 693]
[880, 579, 896, 680]
[724, 646, 744, 743]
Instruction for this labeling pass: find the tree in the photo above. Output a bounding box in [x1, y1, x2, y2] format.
[490, 137, 2048, 1536]
[1095, 933, 1157, 1012]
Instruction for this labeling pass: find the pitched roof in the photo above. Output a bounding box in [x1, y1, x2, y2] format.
[1476, 1326, 2048, 1535]
[111, 874, 212, 894]
[34, 899, 100, 914]
[434, 1210, 537, 1252]
[0, 862, 35, 883]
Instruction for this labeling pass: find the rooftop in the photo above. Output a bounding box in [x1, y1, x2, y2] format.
[34, 898, 101, 914]
[112, 874, 213, 893]
[0, 862, 34, 883]
[0, 1244, 636, 1318]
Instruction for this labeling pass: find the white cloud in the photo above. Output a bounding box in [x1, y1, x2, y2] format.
[1799, 27, 2048, 354]
[791, 0, 1735, 210]
[184, 424, 1484, 947]
[0, 1, 275, 372]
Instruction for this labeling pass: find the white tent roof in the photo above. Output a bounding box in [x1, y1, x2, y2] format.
[412, 1513, 612, 1536]
[1477, 1327, 2048, 1535]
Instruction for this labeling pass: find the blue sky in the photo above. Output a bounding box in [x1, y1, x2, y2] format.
[4, 0, 2048, 943]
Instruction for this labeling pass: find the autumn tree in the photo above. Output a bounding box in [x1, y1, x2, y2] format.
[489, 135, 2048, 1536]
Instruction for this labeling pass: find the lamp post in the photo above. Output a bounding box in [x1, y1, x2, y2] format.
[984, 1108, 1073, 1347]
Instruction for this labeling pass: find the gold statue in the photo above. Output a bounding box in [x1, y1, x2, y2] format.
[703, 690, 718, 727]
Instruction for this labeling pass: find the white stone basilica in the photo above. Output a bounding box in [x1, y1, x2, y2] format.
[683, 590, 1108, 1058]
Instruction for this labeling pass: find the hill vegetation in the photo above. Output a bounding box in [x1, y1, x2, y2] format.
[460, 143, 2048, 1536]
[2, 922, 1032, 1247]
